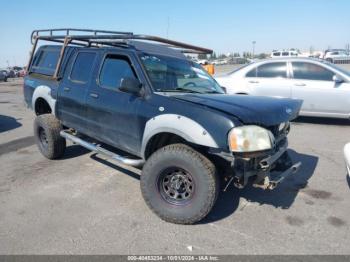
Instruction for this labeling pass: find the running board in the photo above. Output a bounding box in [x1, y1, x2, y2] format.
[60, 130, 144, 167]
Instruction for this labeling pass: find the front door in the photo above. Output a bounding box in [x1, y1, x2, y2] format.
[85, 52, 143, 155]
[245, 61, 292, 98]
[290, 61, 350, 117]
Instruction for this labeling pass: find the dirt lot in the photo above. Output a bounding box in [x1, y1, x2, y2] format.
[0, 76, 349, 255]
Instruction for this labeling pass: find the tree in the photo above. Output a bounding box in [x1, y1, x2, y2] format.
[198, 54, 208, 60]
[233, 52, 240, 57]
[243, 52, 252, 58]
[309, 46, 314, 55]
[258, 53, 268, 59]
[210, 52, 217, 60]
[218, 54, 227, 59]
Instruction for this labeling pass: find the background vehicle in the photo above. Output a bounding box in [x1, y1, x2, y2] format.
[323, 49, 350, 63]
[197, 59, 209, 65]
[18, 69, 26, 77]
[0, 70, 8, 82]
[12, 66, 24, 77]
[6, 69, 16, 78]
[271, 50, 299, 58]
[211, 59, 228, 65]
[24, 29, 302, 224]
[215, 58, 350, 118]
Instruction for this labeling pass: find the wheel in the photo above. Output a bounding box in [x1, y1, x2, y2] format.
[34, 114, 66, 159]
[326, 58, 333, 63]
[141, 143, 219, 224]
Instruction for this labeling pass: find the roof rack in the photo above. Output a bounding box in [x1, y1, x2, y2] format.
[27, 28, 213, 79]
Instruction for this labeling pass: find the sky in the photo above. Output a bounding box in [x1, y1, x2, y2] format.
[0, 0, 349, 67]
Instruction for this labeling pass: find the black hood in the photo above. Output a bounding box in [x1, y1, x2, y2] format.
[174, 94, 303, 126]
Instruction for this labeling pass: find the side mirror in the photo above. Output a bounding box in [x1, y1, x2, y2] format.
[333, 74, 344, 84]
[119, 77, 142, 94]
[221, 86, 227, 94]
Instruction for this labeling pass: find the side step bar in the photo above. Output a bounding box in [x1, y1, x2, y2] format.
[60, 130, 144, 167]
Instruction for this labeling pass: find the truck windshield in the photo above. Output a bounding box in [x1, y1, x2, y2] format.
[139, 54, 224, 94]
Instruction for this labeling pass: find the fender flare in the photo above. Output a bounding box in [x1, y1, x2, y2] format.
[141, 114, 219, 158]
[32, 85, 56, 115]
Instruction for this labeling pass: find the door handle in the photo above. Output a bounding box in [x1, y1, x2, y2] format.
[249, 80, 259, 84]
[63, 87, 70, 92]
[90, 93, 99, 99]
[294, 83, 306, 86]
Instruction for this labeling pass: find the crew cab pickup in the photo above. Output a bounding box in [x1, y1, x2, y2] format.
[24, 29, 303, 224]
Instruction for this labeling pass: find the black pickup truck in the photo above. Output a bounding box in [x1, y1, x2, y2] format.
[24, 29, 302, 224]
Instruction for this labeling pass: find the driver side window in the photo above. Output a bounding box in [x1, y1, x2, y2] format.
[99, 54, 137, 90]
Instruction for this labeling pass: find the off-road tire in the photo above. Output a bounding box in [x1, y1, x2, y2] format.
[34, 114, 66, 159]
[141, 143, 219, 224]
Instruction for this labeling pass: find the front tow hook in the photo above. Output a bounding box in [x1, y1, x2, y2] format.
[267, 162, 302, 190]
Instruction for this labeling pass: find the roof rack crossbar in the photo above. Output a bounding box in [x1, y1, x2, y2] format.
[37, 35, 212, 54]
[31, 28, 133, 44]
[27, 28, 213, 80]
[31, 28, 212, 54]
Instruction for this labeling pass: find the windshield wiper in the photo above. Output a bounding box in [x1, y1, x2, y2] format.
[202, 90, 223, 94]
[159, 87, 203, 94]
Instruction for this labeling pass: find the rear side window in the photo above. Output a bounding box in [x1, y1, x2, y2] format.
[256, 62, 287, 78]
[31, 49, 60, 75]
[70, 52, 96, 83]
[292, 62, 334, 81]
[99, 55, 136, 90]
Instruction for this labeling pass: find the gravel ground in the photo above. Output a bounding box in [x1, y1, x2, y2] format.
[0, 77, 349, 255]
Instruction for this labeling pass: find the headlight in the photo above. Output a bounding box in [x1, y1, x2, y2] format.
[228, 125, 273, 152]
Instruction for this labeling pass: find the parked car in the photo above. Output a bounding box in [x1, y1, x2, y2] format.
[197, 59, 209, 65]
[271, 50, 299, 58]
[323, 49, 350, 63]
[215, 58, 350, 118]
[24, 28, 302, 224]
[18, 69, 26, 77]
[6, 69, 16, 78]
[0, 70, 8, 82]
[211, 59, 228, 65]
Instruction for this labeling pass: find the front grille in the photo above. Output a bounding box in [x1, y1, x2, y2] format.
[267, 125, 279, 137]
[266, 122, 290, 147]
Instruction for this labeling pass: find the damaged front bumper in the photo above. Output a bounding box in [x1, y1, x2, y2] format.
[230, 139, 301, 190]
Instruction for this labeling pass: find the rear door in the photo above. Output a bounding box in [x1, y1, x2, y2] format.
[84, 51, 143, 155]
[245, 62, 292, 98]
[290, 61, 350, 117]
[57, 51, 97, 132]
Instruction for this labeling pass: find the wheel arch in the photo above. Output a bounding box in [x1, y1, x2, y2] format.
[32, 85, 56, 115]
[141, 114, 219, 159]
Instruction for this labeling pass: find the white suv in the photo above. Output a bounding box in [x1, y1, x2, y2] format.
[271, 50, 298, 58]
[323, 49, 350, 63]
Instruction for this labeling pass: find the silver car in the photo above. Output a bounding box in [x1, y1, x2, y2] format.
[215, 58, 350, 118]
